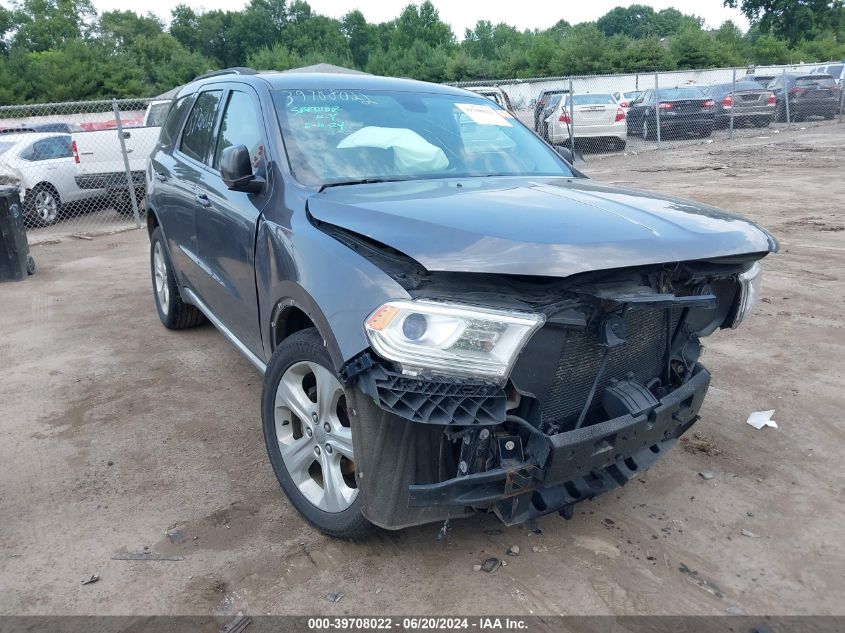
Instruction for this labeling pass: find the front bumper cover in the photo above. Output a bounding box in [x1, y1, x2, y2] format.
[407, 364, 710, 525]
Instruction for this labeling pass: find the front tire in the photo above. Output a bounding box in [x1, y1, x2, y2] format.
[262, 328, 372, 539]
[149, 227, 205, 329]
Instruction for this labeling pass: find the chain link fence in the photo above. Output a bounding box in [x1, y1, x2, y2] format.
[0, 97, 164, 242]
[456, 62, 844, 157]
[3, 63, 843, 244]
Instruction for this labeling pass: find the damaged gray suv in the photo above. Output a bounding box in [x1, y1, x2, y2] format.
[146, 70, 776, 538]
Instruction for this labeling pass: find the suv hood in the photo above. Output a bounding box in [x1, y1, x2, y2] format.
[308, 176, 776, 277]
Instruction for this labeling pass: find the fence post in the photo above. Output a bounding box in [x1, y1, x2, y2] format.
[782, 67, 790, 129]
[729, 67, 736, 139]
[568, 76, 575, 157]
[655, 71, 661, 149]
[839, 81, 844, 123]
[112, 98, 141, 228]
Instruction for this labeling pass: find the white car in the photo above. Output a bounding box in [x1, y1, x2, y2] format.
[0, 133, 103, 226]
[545, 93, 627, 150]
[613, 90, 643, 113]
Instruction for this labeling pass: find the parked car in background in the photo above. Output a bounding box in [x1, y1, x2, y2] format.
[741, 73, 777, 88]
[812, 63, 844, 86]
[0, 133, 104, 226]
[539, 93, 564, 140]
[768, 73, 840, 121]
[144, 100, 173, 127]
[704, 82, 776, 128]
[534, 88, 569, 130]
[613, 90, 642, 113]
[464, 86, 513, 112]
[30, 122, 83, 133]
[546, 93, 627, 150]
[145, 70, 776, 538]
[626, 87, 716, 139]
[71, 125, 161, 213]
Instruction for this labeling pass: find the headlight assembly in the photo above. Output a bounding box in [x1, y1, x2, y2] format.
[364, 300, 544, 380]
[728, 261, 762, 328]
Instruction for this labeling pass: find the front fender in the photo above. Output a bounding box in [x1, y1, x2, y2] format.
[256, 212, 411, 371]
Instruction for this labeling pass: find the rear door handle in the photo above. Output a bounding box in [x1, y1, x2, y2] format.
[195, 193, 212, 208]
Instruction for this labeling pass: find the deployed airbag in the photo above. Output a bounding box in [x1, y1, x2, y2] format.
[337, 126, 449, 173]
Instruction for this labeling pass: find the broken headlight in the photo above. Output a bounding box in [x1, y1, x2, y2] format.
[728, 261, 763, 328]
[364, 300, 544, 380]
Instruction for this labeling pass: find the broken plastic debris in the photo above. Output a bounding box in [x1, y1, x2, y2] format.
[747, 410, 777, 430]
[81, 574, 99, 585]
[326, 592, 343, 603]
[741, 528, 760, 538]
[481, 557, 501, 573]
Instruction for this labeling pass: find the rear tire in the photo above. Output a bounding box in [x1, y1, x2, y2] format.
[25, 183, 61, 227]
[642, 117, 655, 141]
[149, 227, 206, 330]
[262, 328, 372, 539]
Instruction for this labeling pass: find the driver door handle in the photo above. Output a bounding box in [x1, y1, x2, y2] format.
[195, 193, 212, 208]
[154, 171, 167, 182]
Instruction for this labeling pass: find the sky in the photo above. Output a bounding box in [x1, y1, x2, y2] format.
[87, 0, 751, 35]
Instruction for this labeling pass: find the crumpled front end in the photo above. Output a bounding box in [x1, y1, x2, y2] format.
[342, 255, 763, 530]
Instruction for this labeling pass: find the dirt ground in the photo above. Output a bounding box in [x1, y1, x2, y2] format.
[2, 122, 844, 617]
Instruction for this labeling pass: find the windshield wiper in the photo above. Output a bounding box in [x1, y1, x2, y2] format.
[318, 177, 410, 192]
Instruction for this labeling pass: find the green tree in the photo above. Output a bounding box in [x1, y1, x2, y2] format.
[597, 5, 657, 38]
[342, 10, 376, 68]
[670, 25, 716, 68]
[11, 0, 97, 52]
[725, 0, 845, 45]
[99, 10, 163, 50]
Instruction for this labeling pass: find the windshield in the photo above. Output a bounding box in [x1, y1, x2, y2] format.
[656, 88, 706, 100]
[825, 64, 843, 77]
[565, 94, 617, 106]
[273, 90, 573, 187]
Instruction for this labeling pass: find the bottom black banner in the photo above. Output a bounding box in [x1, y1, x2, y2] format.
[0, 616, 843, 633]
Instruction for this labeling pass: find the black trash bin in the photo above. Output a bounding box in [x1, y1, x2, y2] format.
[0, 186, 35, 282]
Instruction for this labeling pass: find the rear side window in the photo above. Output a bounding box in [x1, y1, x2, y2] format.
[180, 90, 223, 164]
[159, 95, 193, 149]
[20, 136, 72, 161]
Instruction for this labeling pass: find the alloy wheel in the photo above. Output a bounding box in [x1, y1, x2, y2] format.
[34, 190, 58, 224]
[153, 241, 169, 314]
[274, 361, 357, 513]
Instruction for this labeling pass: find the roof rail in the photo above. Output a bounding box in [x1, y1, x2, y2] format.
[193, 67, 259, 81]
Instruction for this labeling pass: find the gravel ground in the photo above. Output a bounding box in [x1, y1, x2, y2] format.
[1, 121, 843, 616]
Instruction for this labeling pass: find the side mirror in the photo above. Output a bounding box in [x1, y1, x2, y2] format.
[220, 144, 264, 193]
[555, 146, 574, 163]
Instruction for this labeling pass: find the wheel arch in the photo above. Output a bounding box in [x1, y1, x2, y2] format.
[146, 202, 160, 237]
[268, 289, 345, 372]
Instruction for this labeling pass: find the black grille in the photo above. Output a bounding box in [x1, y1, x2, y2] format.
[541, 309, 681, 426]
